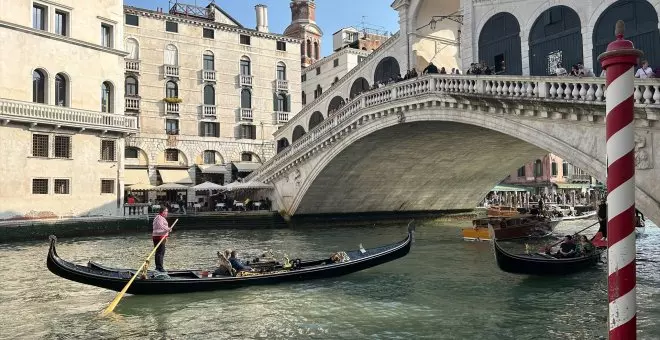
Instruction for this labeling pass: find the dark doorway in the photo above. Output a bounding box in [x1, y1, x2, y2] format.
[373, 57, 400, 84]
[478, 12, 522, 75]
[350, 77, 370, 98]
[528, 6, 583, 76]
[592, 0, 660, 76]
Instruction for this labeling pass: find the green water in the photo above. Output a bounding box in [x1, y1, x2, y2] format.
[0, 219, 658, 339]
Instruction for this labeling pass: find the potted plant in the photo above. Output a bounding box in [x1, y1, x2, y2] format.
[163, 97, 182, 104]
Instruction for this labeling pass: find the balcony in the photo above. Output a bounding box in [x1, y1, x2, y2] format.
[202, 70, 216, 82]
[240, 75, 253, 87]
[276, 79, 289, 91]
[202, 105, 216, 117]
[166, 129, 179, 136]
[0, 98, 137, 133]
[164, 65, 180, 78]
[125, 59, 140, 73]
[240, 108, 253, 120]
[166, 102, 180, 114]
[275, 111, 289, 124]
[125, 97, 140, 112]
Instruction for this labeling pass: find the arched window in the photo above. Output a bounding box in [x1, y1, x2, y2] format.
[166, 81, 178, 98]
[478, 12, 522, 75]
[314, 41, 320, 59]
[314, 84, 322, 99]
[164, 44, 178, 65]
[126, 38, 139, 60]
[308, 111, 324, 130]
[32, 69, 46, 103]
[292, 125, 306, 143]
[534, 159, 543, 177]
[101, 81, 113, 113]
[240, 56, 251, 75]
[328, 96, 345, 114]
[241, 88, 251, 108]
[55, 73, 67, 107]
[306, 40, 312, 57]
[374, 57, 400, 84]
[276, 62, 286, 80]
[204, 85, 215, 105]
[203, 150, 216, 164]
[302, 91, 306, 105]
[277, 138, 290, 153]
[125, 76, 138, 96]
[275, 93, 289, 112]
[203, 51, 214, 70]
[350, 77, 370, 98]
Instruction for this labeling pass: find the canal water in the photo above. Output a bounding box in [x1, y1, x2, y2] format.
[0, 219, 658, 340]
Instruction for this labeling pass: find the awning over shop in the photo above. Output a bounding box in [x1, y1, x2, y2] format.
[127, 183, 155, 191]
[491, 184, 532, 192]
[554, 183, 590, 190]
[158, 169, 193, 184]
[198, 164, 229, 175]
[124, 169, 150, 186]
[155, 183, 190, 191]
[232, 162, 262, 172]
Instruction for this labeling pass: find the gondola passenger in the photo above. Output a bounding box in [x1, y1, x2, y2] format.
[576, 235, 595, 256]
[229, 250, 253, 272]
[555, 235, 576, 258]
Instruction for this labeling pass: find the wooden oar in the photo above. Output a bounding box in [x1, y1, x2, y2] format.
[101, 218, 178, 316]
[542, 221, 599, 251]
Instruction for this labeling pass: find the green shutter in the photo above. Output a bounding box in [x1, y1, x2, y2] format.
[286, 94, 291, 112]
[273, 92, 277, 111]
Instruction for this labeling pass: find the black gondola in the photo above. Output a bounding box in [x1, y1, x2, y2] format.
[46, 227, 414, 295]
[492, 239, 603, 276]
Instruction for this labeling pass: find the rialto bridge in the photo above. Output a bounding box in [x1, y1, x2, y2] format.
[246, 0, 660, 222]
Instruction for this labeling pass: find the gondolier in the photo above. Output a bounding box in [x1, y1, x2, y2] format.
[596, 199, 607, 239]
[152, 207, 172, 272]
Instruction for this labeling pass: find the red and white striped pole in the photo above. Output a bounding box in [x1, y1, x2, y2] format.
[598, 20, 642, 340]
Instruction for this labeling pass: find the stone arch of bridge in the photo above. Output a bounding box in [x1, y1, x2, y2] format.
[285, 108, 610, 216]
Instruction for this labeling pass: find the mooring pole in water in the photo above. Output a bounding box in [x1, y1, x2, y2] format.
[598, 20, 642, 340]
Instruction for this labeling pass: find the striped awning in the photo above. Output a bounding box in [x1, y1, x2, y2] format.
[555, 183, 590, 190]
[158, 169, 193, 184]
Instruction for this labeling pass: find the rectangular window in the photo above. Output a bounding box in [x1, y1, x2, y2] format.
[316, 68, 321, 75]
[203, 54, 214, 70]
[241, 153, 252, 162]
[276, 41, 286, 51]
[203, 28, 214, 39]
[166, 119, 179, 135]
[333, 59, 339, 67]
[125, 147, 138, 158]
[32, 134, 49, 157]
[562, 162, 569, 177]
[200, 122, 219, 137]
[239, 34, 251, 45]
[166, 21, 178, 33]
[125, 14, 139, 26]
[101, 179, 115, 194]
[100, 140, 116, 161]
[301, 74, 306, 82]
[517, 166, 525, 177]
[203, 151, 215, 164]
[54, 179, 70, 194]
[165, 149, 178, 162]
[33, 4, 46, 30]
[551, 162, 558, 176]
[101, 24, 112, 48]
[240, 124, 256, 140]
[55, 11, 68, 36]
[54, 136, 71, 158]
[32, 178, 49, 194]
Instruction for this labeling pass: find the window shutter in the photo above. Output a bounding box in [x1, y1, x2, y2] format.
[286, 94, 291, 112]
[273, 92, 278, 111]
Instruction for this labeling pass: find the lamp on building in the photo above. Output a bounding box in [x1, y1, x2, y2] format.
[418, 14, 464, 31]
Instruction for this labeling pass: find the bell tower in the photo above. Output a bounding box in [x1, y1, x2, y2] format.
[284, 0, 323, 68]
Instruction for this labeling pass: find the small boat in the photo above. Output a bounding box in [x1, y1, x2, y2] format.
[492, 238, 603, 275]
[46, 227, 414, 295]
[462, 215, 558, 241]
[487, 206, 520, 217]
[557, 210, 597, 221]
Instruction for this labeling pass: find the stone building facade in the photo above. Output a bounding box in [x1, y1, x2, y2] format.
[0, 0, 136, 219]
[502, 153, 597, 194]
[122, 2, 302, 200]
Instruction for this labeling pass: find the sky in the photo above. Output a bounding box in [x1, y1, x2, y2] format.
[124, 0, 400, 57]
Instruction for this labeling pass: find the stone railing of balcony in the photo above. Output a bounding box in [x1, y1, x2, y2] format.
[276, 79, 289, 91]
[275, 111, 289, 124]
[240, 108, 253, 120]
[164, 65, 180, 78]
[0, 98, 137, 132]
[251, 74, 660, 181]
[166, 102, 180, 114]
[203, 70, 216, 82]
[126, 59, 140, 73]
[202, 104, 216, 117]
[240, 75, 253, 87]
[125, 97, 140, 111]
